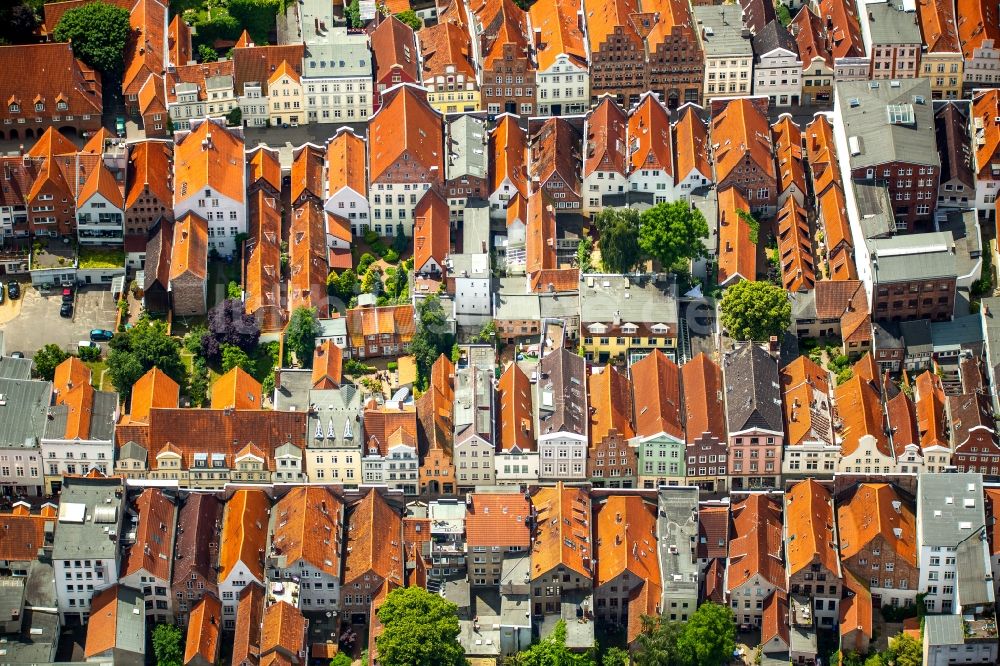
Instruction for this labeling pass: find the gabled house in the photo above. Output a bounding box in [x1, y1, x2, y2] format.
[367, 84, 444, 236]
[711, 97, 778, 217]
[914, 370, 951, 472]
[267, 486, 344, 610]
[915, 0, 964, 100]
[244, 191, 285, 333]
[323, 128, 371, 240]
[956, 0, 1000, 93]
[780, 356, 838, 479]
[582, 97, 629, 215]
[529, 483, 593, 616]
[752, 20, 802, 107]
[587, 365, 637, 489]
[419, 2, 479, 113]
[972, 89, 1000, 213]
[838, 483, 919, 608]
[259, 600, 308, 664]
[345, 302, 416, 360]
[934, 102, 975, 209]
[673, 104, 713, 198]
[717, 186, 757, 287]
[629, 349, 685, 488]
[183, 594, 222, 666]
[727, 493, 786, 627]
[528, 0, 589, 116]
[171, 493, 222, 626]
[723, 343, 784, 490]
[835, 358, 896, 474]
[949, 392, 1000, 474]
[361, 400, 419, 495]
[536, 348, 588, 481]
[172, 119, 246, 257]
[683, 353, 729, 493]
[453, 360, 496, 491]
[370, 16, 420, 113]
[593, 494, 661, 628]
[529, 116, 582, 210]
[792, 8, 834, 105]
[120, 488, 177, 624]
[627, 92, 674, 202]
[478, 0, 536, 116]
[341, 490, 404, 623]
[784, 479, 842, 626]
[495, 362, 539, 485]
[124, 140, 173, 240]
[416, 355, 456, 496]
[168, 212, 208, 316]
[776, 197, 815, 292]
[489, 114, 529, 222]
[218, 489, 270, 627]
[83, 585, 145, 666]
[230, 583, 264, 666]
[817, 0, 868, 80]
[288, 202, 330, 319]
[412, 189, 450, 277]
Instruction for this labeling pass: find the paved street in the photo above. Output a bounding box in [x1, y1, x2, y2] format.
[1, 286, 117, 357]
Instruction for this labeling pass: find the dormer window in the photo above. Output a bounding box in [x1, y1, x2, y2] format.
[35, 102, 44, 112]
[8, 104, 19, 113]
[57, 101, 68, 111]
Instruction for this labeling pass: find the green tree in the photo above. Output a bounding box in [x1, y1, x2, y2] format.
[221, 344, 254, 373]
[505, 620, 594, 666]
[32, 344, 69, 381]
[0, 3, 39, 45]
[346, 0, 362, 28]
[393, 222, 408, 253]
[226, 280, 242, 300]
[187, 357, 210, 407]
[720, 280, 791, 341]
[410, 294, 453, 390]
[328, 268, 358, 301]
[197, 43, 218, 62]
[638, 201, 709, 270]
[330, 654, 353, 666]
[152, 623, 184, 666]
[227, 0, 280, 43]
[54, 1, 131, 75]
[394, 9, 422, 29]
[594, 207, 642, 273]
[286, 306, 321, 367]
[376, 586, 466, 666]
[577, 236, 594, 273]
[674, 602, 736, 666]
[633, 615, 682, 666]
[362, 266, 384, 297]
[226, 106, 243, 127]
[107, 318, 186, 398]
[776, 3, 792, 26]
[601, 647, 629, 666]
[882, 634, 921, 666]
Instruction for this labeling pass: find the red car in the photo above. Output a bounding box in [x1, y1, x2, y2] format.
[61, 287, 73, 303]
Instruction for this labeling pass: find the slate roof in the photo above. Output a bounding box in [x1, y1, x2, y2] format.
[537, 347, 587, 437]
[752, 20, 798, 59]
[723, 343, 783, 435]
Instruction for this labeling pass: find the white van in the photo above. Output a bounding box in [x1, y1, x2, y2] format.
[78, 341, 99, 351]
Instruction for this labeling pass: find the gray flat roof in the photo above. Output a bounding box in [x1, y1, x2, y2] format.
[52, 476, 125, 560]
[578, 274, 678, 325]
[836, 78, 939, 170]
[45, 389, 117, 442]
[658, 488, 700, 598]
[866, 2, 922, 45]
[494, 292, 541, 321]
[446, 115, 487, 181]
[0, 378, 51, 449]
[870, 232, 959, 282]
[694, 5, 753, 57]
[0, 356, 32, 380]
[853, 180, 896, 239]
[924, 613, 965, 646]
[0, 609, 59, 664]
[918, 473, 985, 546]
[931, 314, 984, 350]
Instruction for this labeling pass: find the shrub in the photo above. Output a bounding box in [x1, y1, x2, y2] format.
[78, 346, 101, 362]
[363, 229, 379, 245]
[387, 361, 398, 372]
[384, 249, 400, 264]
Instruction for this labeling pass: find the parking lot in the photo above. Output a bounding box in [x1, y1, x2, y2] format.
[1, 286, 118, 357]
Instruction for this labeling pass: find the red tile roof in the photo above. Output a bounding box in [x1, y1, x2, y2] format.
[84, 585, 135, 659]
[343, 490, 404, 587]
[311, 340, 343, 389]
[761, 591, 789, 648]
[717, 186, 756, 285]
[711, 98, 776, 185]
[629, 93, 673, 176]
[288, 202, 330, 318]
[917, 0, 961, 54]
[584, 97, 629, 178]
[369, 84, 444, 184]
[174, 120, 246, 207]
[840, 569, 873, 647]
[682, 353, 727, 443]
[630, 349, 683, 441]
[529, 268, 580, 293]
[594, 494, 660, 588]
[419, 15, 477, 81]
[785, 479, 839, 577]
[0, 43, 103, 125]
[211, 367, 262, 410]
[728, 493, 785, 591]
[466, 493, 531, 548]
[125, 141, 174, 210]
[490, 114, 529, 198]
[247, 146, 282, 195]
[232, 583, 265, 666]
[529, 0, 588, 72]
[776, 198, 815, 292]
[291, 144, 325, 204]
[673, 105, 712, 183]
[346, 304, 416, 348]
[819, 0, 865, 59]
[0, 504, 56, 562]
[413, 189, 450, 274]
[371, 15, 420, 84]
[915, 370, 949, 450]
[498, 363, 534, 452]
[956, 0, 1000, 60]
[698, 505, 730, 559]
[529, 116, 581, 196]
[525, 189, 557, 275]
[233, 44, 306, 97]
[530, 483, 593, 580]
[792, 7, 833, 71]
[326, 128, 367, 198]
[588, 365, 634, 446]
[780, 355, 833, 447]
[835, 374, 890, 458]
[773, 116, 806, 199]
[271, 486, 343, 577]
[123, 488, 176, 581]
[184, 594, 223, 665]
[260, 601, 307, 661]
[838, 483, 916, 565]
[219, 489, 271, 583]
[972, 90, 1000, 182]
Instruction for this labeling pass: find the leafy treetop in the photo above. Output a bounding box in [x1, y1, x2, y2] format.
[54, 1, 131, 75]
[375, 586, 466, 666]
[720, 280, 791, 342]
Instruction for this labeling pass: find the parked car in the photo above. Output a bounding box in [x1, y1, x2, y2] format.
[60, 302, 73, 318]
[61, 287, 73, 303]
[0, 284, 5, 305]
[7, 281, 19, 299]
[10, 351, 24, 359]
[90, 329, 114, 342]
[78, 341, 99, 351]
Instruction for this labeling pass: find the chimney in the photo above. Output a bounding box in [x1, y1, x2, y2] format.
[768, 335, 779, 353]
[534, 27, 542, 49]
